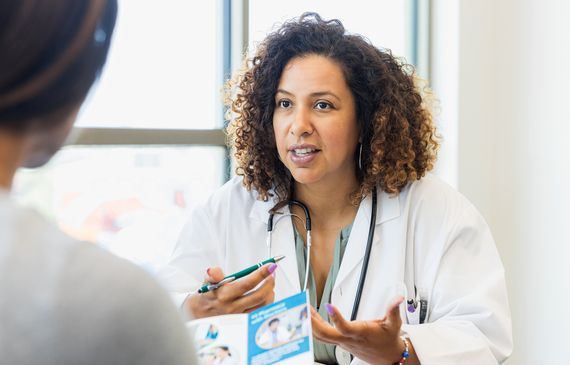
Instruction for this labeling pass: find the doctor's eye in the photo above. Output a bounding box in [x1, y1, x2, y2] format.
[315, 101, 332, 110]
[278, 100, 292, 108]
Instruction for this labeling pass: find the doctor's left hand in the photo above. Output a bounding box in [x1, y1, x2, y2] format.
[185, 264, 276, 319]
[311, 295, 420, 365]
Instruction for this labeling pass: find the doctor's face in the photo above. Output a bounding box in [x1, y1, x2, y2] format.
[269, 320, 280, 331]
[273, 55, 360, 188]
[215, 348, 229, 359]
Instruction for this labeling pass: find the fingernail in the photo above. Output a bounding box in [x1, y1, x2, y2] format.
[206, 268, 211, 276]
[268, 263, 278, 274]
[397, 300, 404, 307]
[271, 272, 276, 279]
[325, 303, 334, 316]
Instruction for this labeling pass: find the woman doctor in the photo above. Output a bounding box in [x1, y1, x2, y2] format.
[157, 13, 512, 365]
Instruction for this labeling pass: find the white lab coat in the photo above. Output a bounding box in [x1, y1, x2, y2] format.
[155, 174, 512, 365]
[213, 355, 236, 365]
[258, 326, 293, 348]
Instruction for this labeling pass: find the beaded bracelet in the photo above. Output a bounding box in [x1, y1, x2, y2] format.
[398, 336, 410, 364]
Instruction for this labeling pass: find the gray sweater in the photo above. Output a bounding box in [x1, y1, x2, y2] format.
[0, 191, 196, 364]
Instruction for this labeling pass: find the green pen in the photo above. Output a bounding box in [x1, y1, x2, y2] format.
[197, 255, 285, 294]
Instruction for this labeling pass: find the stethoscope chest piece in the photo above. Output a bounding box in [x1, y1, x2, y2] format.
[334, 346, 353, 365]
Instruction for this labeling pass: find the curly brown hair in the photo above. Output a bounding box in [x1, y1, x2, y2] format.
[225, 12, 440, 207]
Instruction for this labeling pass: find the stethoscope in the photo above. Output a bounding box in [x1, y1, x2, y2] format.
[267, 187, 425, 364]
[267, 187, 378, 365]
[267, 200, 313, 292]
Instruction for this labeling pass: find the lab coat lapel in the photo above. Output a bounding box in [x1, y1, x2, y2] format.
[333, 190, 401, 318]
[249, 199, 300, 295]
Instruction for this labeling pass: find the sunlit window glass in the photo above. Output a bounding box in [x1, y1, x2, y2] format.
[77, 0, 217, 130]
[249, 0, 407, 60]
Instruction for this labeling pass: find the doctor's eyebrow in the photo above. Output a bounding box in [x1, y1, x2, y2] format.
[275, 89, 341, 101]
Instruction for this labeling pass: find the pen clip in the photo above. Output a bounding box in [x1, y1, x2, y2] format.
[208, 276, 236, 291]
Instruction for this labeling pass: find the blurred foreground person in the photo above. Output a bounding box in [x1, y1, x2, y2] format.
[0, 1, 196, 364]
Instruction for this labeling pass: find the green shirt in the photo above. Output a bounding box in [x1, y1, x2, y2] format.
[293, 219, 354, 365]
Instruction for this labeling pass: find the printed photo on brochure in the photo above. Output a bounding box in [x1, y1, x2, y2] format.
[187, 291, 314, 365]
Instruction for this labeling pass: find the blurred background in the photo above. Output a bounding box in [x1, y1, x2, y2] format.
[12, 0, 570, 363]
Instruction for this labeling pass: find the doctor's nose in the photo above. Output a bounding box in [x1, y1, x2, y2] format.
[289, 108, 314, 137]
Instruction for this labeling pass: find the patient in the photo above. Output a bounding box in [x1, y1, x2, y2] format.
[0, 1, 196, 363]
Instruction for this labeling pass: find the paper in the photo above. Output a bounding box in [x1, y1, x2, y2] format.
[188, 291, 313, 365]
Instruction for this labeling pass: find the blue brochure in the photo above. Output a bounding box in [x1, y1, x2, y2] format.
[188, 291, 313, 365]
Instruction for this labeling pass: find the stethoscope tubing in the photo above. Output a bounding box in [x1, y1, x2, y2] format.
[350, 186, 377, 321]
[266, 187, 377, 320]
[268, 189, 378, 365]
[267, 200, 312, 291]
[290, 200, 312, 291]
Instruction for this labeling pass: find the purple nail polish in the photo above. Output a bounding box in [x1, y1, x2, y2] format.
[325, 303, 334, 316]
[271, 272, 276, 279]
[268, 263, 278, 274]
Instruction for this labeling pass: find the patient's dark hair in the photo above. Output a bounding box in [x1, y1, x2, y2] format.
[0, 0, 118, 130]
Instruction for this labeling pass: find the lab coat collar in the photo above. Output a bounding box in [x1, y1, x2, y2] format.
[249, 196, 279, 223]
[363, 188, 401, 226]
[249, 187, 401, 229]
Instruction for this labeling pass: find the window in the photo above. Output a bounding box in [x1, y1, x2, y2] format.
[249, 0, 408, 60]
[13, 0, 226, 274]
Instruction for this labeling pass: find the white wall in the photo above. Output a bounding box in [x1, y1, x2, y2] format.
[432, 0, 570, 363]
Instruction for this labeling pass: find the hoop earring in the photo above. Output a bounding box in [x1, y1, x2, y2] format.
[359, 143, 363, 170]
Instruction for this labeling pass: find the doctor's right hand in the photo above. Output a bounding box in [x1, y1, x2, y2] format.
[184, 264, 277, 319]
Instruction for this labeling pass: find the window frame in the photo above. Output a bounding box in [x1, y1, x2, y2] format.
[71, 0, 428, 182]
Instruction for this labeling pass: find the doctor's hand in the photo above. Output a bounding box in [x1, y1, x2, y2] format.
[311, 296, 420, 365]
[185, 264, 276, 319]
